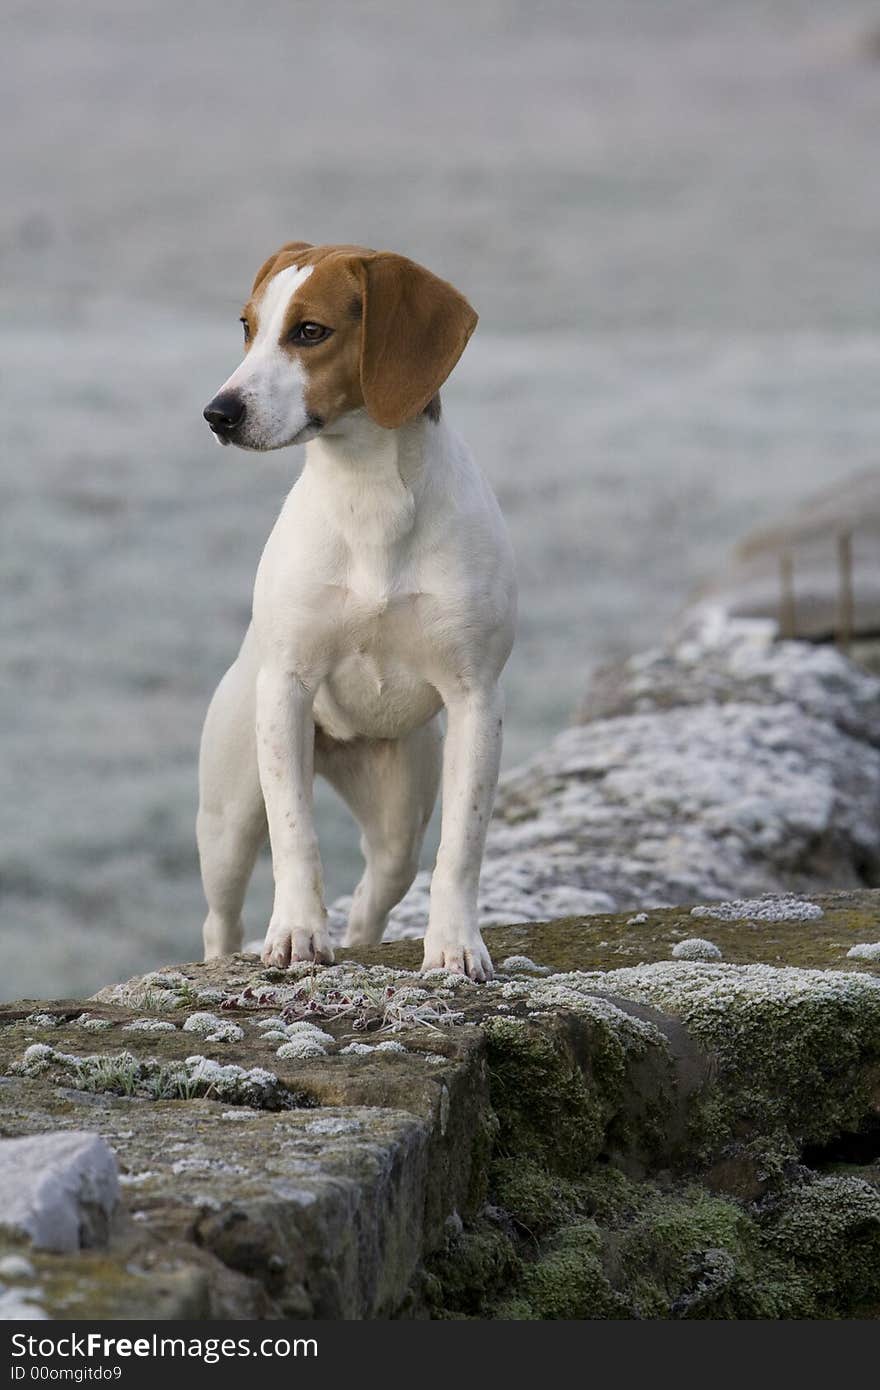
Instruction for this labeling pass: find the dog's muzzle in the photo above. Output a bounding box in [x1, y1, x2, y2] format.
[203, 390, 246, 443]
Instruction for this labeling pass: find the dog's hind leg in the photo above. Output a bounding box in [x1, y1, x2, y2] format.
[316, 717, 442, 947]
[197, 626, 267, 958]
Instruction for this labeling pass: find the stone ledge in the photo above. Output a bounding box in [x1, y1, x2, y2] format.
[1, 888, 880, 1319]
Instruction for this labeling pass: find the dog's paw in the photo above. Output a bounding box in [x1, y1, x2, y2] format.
[261, 919, 334, 970]
[420, 933, 494, 983]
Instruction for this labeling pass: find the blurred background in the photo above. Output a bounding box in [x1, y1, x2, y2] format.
[3, 0, 880, 1001]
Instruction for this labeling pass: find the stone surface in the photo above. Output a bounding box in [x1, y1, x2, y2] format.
[2, 891, 880, 1319]
[0, 1131, 119, 1255]
[332, 620, 880, 944]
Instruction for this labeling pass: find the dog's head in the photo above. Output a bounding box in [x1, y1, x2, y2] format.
[203, 242, 477, 450]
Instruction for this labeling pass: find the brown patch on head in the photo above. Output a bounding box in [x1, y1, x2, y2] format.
[243, 242, 477, 431]
[280, 249, 373, 426]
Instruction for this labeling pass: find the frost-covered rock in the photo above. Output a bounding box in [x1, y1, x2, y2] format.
[276, 1037, 327, 1060]
[846, 942, 880, 962]
[326, 620, 880, 940]
[0, 1132, 119, 1253]
[691, 895, 823, 923]
[499, 955, 552, 976]
[181, 1056, 288, 1106]
[204, 1023, 244, 1043]
[182, 1012, 226, 1037]
[5, 894, 880, 1321]
[77, 1014, 114, 1032]
[9, 1044, 293, 1110]
[671, 938, 723, 961]
[283, 1022, 335, 1044]
[0, 1289, 48, 1319]
[338, 1040, 407, 1056]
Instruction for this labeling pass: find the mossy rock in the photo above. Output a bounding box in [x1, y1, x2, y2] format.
[3, 889, 880, 1319]
[335, 887, 880, 976]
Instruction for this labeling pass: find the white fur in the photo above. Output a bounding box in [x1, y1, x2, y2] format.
[198, 294, 516, 981]
[215, 264, 318, 450]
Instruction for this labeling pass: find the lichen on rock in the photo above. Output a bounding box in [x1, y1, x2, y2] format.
[6, 886, 880, 1319]
[847, 942, 880, 962]
[671, 938, 722, 960]
[10, 1044, 298, 1111]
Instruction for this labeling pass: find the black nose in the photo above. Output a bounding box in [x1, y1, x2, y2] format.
[203, 391, 246, 432]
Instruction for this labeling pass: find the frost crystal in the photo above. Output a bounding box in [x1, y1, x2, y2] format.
[691, 895, 823, 923]
[671, 938, 723, 961]
[204, 1023, 244, 1043]
[182, 1012, 226, 1036]
[846, 942, 880, 962]
[499, 956, 551, 975]
[276, 1037, 327, 1060]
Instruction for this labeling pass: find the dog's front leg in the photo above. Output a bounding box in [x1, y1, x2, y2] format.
[422, 684, 503, 982]
[255, 666, 333, 967]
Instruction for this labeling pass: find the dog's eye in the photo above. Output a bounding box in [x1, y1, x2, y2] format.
[240, 317, 250, 343]
[290, 322, 332, 345]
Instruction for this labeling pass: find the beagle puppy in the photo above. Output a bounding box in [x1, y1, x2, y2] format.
[199, 243, 516, 980]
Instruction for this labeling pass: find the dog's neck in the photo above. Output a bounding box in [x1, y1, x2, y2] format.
[302, 408, 442, 548]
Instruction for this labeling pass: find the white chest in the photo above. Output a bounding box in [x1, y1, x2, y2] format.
[255, 469, 441, 738]
[250, 414, 513, 741]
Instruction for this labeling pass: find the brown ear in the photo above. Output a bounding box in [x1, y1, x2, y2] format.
[356, 253, 478, 429]
[251, 241, 313, 295]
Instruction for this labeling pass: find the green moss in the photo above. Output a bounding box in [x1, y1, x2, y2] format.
[623, 966, 880, 1155]
[611, 1184, 813, 1319]
[705, 998, 878, 1135]
[425, 1227, 521, 1317]
[429, 1171, 821, 1320]
[686, 1092, 802, 1178]
[427, 1000, 875, 1320]
[489, 1296, 539, 1320]
[763, 1175, 880, 1309]
[482, 1017, 607, 1176]
[336, 888, 880, 977]
[490, 1158, 587, 1237]
[510, 1223, 632, 1319]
